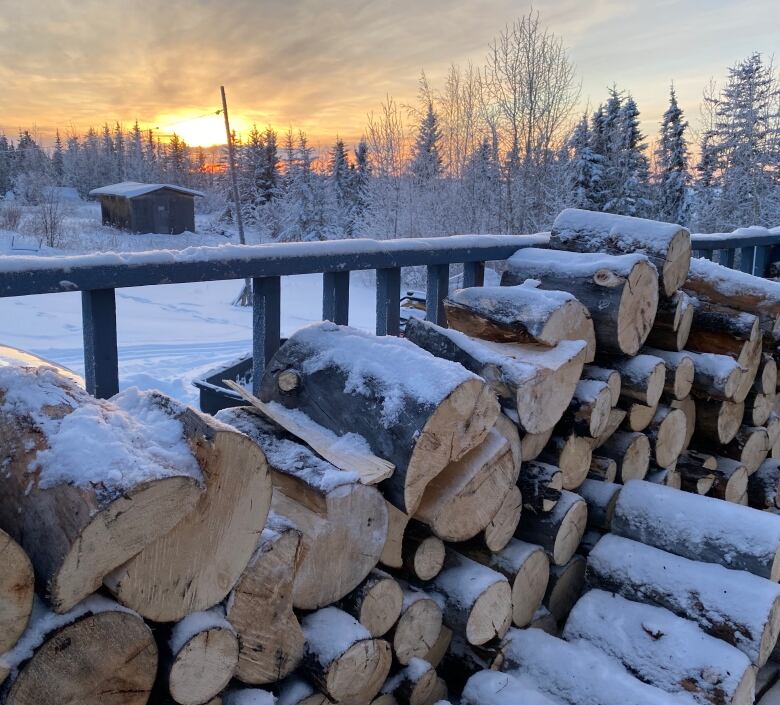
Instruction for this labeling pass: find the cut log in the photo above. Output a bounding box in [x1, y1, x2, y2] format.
[749, 460, 780, 510]
[167, 607, 238, 705]
[380, 658, 437, 705]
[576, 479, 621, 531]
[709, 457, 750, 503]
[540, 433, 592, 490]
[587, 534, 780, 666]
[300, 607, 391, 705]
[0, 530, 33, 655]
[687, 300, 760, 361]
[563, 589, 756, 705]
[529, 605, 559, 634]
[578, 529, 604, 557]
[501, 247, 659, 355]
[341, 570, 403, 639]
[646, 466, 682, 489]
[747, 391, 776, 427]
[700, 425, 771, 475]
[462, 670, 559, 705]
[422, 624, 452, 669]
[549, 208, 691, 296]
[426, 550, 512, 646]
[515, 490, 587, 566]
[401, 523, 446, 581]
[457, 539, 549, 628]
[381, 501, 410, 570]
[223, 689, 276, 705]
[519, 425, 554, 461]
[607, 354, 666, 407]
[0, 368, 203, 613]
[591, 408, 627, 448]
[645, 291, 695, 351]
[482, 485, 523, 552]
[597, 430, 650, 482]
[443, 283, 596, 357]
[680, 350, 748, 402]
[439, 638, 505, 697]
[695, 398, 745, 445]
[276, 677, 328, 705]
[676, 451, 717, 495]
[543, 554, 586, 623]
[558, 379, 612, 438]
[671, 395, 696, 450]
[0, 596, 157, 704]
[642, 347, 694, 400]
[619, 399, 658, 432]
[644, 404, 687, 469]
[259, 322, 499, 514]
[757, 354, 779, 395]
[581, 365, 621, 407]
[393, 587, 443, 665]
[767, 413, 780, 449]
[588, 456, 617, 482]
[517, 461, 563, 513]
[415, 428, 517, 542]
[215, 408, 387, 610]
[226, 522, 304, 685]
[405, 318, 586, 434]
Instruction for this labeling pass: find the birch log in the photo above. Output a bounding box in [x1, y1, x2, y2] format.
[645, 405, 687, 469]
[558, 379, 612, 438]
[645, 291, 694, 351]
[0, 530, 33, 655]
[581, 365, 622, 407]
[676, 451, 717, 495]
[608, 354, 666, 407]
[642, 348, 694, 400]
[401, 523, 446, 581]
[695, 398, 745, 445]
[515, 490, 587, 566]
[576, 479, 621, 531]
[597, 430, 650, 482]
[540, 433, 592, 490]
[341, 570, 403, 638]
[393, 587, 443, 665]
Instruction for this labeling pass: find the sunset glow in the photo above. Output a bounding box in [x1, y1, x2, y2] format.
[151, 112, 255, 148]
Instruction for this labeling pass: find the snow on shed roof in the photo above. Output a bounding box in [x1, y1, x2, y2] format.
[88, 181, 204, 199]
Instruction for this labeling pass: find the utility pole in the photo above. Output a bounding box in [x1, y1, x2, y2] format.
[221, 85, 251, 306]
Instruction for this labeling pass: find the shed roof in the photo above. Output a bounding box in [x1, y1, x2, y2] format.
[89, 181, 204, 199]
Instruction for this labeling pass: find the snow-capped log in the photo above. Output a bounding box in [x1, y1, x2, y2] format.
[517, 460, 563, 513]
[687, 300, 761, 357]
[591, 407, 627, 448]
[708, 457, 749, 503]
[587, 534, 780, 666]
[0, 367, 204, 614]
[461, 670, 559, 705]
[404, 318, 586, 435]
[671, 396, 696, 450]
[457, 539, 550, 628]
[676, 451, 717, 495]
[500, 626, 682, 705]
[401, 522, 446, 581]
[381, 501, 410, 571]
[414, 428, 517, 542]
[613, 480, 780, 580]
[217, 407, 387, 610]
[645, 291, 695, 352]
[644, 404, 687, 469]
[341, 570, 403, 638]
[225, 522, 304, 685]
[596, 430, 650, 483]
[588, 456, 618, 482]
[746, 390, 775, 427]
[165, 606, 238, 705]
[578, 529, 604, 557]
[563, 589, 756, 705]
[679, 350, 747, 402]
[379, 658, 437, 705]
[606, 354, 666, 407]
[558, 379, 612, 438]
[443, 283, 596, 360]
[438, 637, 505, 696]
[544, 554, 586, 624]
[275, 676, 328, 705]
[520, 426, 555, 461]
[702, 425, 771, 475]
[549, 208, 691, 297]
[300, 608, 392, 705]
[259, 323, 499, 514]
[641, 348, 694, 400]
[749, 460, 780, 510]
[425, 549, 513, 646]
[501, 248, 659, 356]
[576, 479, 621, 531]
[223, 689, 276, 705]
[540, 433, 593, 490]
[482, 485, 523, 553]
[619, 399, 658, 432]
[695, 398, 745, 445]
[515, 490, 587, 566]
[646, 466, 682, 489]
[392, 586, 443, 666]
[0, 530, 33, 656]
[581, 365, 622, 407]
[0, 596, 157, 703]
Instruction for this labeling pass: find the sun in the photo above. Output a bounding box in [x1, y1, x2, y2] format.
[152, 111, 254, 148]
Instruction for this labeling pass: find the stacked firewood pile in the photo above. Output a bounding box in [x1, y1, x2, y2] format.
[3, 208, 780, 705]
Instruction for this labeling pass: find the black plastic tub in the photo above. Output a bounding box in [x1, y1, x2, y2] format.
[192, 353, 253, 414]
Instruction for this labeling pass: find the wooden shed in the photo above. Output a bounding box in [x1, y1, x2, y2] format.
[89, 182, 204, 234]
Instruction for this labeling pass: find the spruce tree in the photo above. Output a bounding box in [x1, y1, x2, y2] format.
[655, 86, 690, 224]
[52, 130, 64, 185]
[410, 102, 442, 182]
[568, 113, 602, 209]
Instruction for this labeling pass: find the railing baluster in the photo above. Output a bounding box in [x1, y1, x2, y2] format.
[376, 268, 401, 336]
[463, 261, 485, 288]
[753, 245, 771, 278]
[252, 276, 281, 395]
[81, 289, 119, 399]
[322, 271, 350, 325]
[740, 247, 755, 274]
[720, 248, 735, 268]
[426, 264, 449, 325]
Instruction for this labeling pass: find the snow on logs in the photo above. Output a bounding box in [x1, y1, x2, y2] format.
[258, 322, 499, 514]
[645, 291, 694, 351]
[515, 489, 587, 566]
[0, 530, 33, 656]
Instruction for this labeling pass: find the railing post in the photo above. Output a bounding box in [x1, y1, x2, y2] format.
[376, 268, 401, 336]
[426, 264, 449, 325]
[463, 261, 485, 288]
[753, 245, 771, 278]
[322, 271, 350, 325]
[740, 247, 755, 274]
[719, 248, 735, 268]
[252, 276, 281, 395]
[81, 288, 119, 399]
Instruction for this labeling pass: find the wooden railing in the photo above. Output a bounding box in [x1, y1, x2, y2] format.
[691, 229, 780, 276]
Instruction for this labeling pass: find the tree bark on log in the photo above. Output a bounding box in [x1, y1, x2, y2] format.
[581, 365, 622, 406]
[341, 570, 403, 638]
[539, 433, 592, 490]
[694, 398, 745, 445]
[517, 461, 562, 513]
[750, 460, 780, 510]
[676, 451, 717, 495]
[0, 530, 33, 655]
[259, 323, 499, 514]
[401, 523, 446, 581]
[392, 587, 443, 665]
[708, 457, 749, 503]
[588, 456, 618, 482]
[379, 659, 437, 705]
[576, 479, 621, 531]
[591, 408, 627, 448]
[275, 677, 328, 705]
[543, 554, 586, 624]
[558, 380, 612, 438]
[679, 351, 747, 402]
[597, 430, 650, 482]
[606, 354, 666, 407]
[441, 639, 505, 698]
[645, 291, 694, 351]
[642, 348, 694, 400]
[687, 301, 760, 361]
[515, 490, 587, 566]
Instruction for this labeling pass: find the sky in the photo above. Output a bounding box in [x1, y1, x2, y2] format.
[0, 0, 778, 149]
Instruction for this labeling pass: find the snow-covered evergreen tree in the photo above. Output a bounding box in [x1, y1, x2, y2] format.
[52, 131, 64, 185]
[567, 113, 602, 209]
[654, 86, 690, 223]
[410, 102, 442, 182]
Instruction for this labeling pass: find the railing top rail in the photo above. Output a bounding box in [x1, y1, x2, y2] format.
[690, 230, 780, 250]
[0, 233, 546, 298]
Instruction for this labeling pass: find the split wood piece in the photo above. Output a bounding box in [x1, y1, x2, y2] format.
[0, 530, 33, 655]
[645, 291, 695, 351]
[619, 399, 658, 432]
[380, 659, 437, 705]
[644, 404, 687, 469]
[543, 554, 586, 624]
[695, 398, 745, 445]
[482, 485, 523, 553]
[0, 367, 204, 614]
[700, 425, 771, 475]
[405, 318, 586, 435]
[415, 428, 517, 542]
[401, 522, 446, 582]
[687, 300, 760, 364]
[606, 354, 666, 407]
[457, 539, 550, 628]
[747, 391, 776, 427]
[587, 534, 780, 666]
[646, 466, 682, 489]
[597, 430, 650, 482]
[588, 456, 617, 482]
[670, 395, 696, 450]
[275, 677, 328, 705]
[563, 589, 756, 705]
[642, 347, 694, 400]
[341, 570, 403, 638]
[393, 586, 443, 665]
[591, 407, 627, 449]
[558, 379, 612, 438]
[676, 451, 717, 495]
[614, 479, 780, 580]
[501, 247, 659, 355]
[549, 208, 691, 297]
[422, 624, 452, 669]
[426, 550, 512, 646]
[166, 607, 238, 705]
[749, 460, 780, 510]
[0, 597, 157, 704]
[226, 523, 303, 685]
[259, 322, 499, 514]
[300, 607, 391, 705]
[216, 408, 387, 610]
[709, 457, 750, 503]
[539, 434, 592, 490]
[443, 283, 596, 359]
[380, 501, 410, 570]
[519, 426, 554, 461]
[515, 490, 587, 566]
[678, 350, 748, 402]
[581, 365, 621, 407]
[757, 354, 779, 395]
[462, 670, 559, 705]
[576, 479, 621, 531]
[517, 461, 562, 513]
